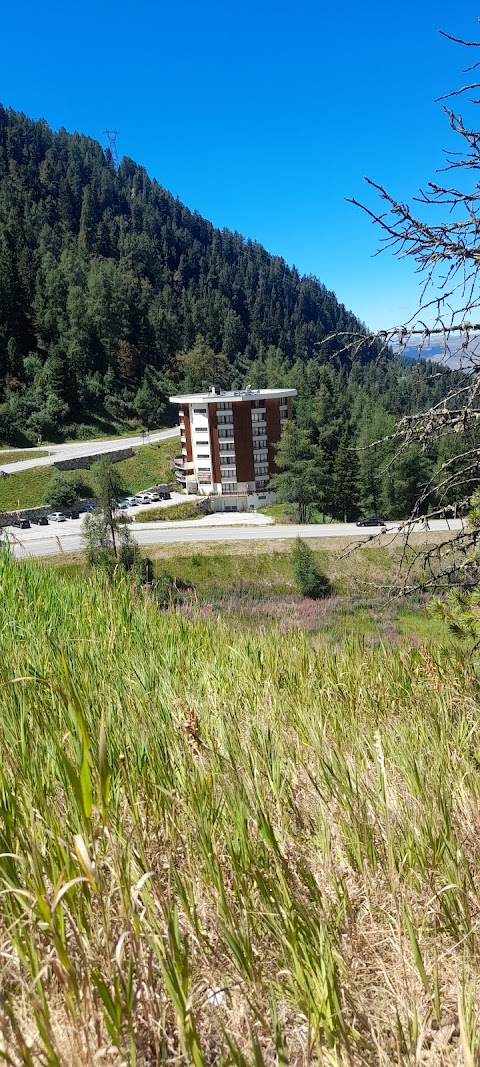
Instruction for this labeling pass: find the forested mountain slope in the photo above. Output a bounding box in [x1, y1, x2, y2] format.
[1, 107, 469, 517]
[0, 106, 452, 444]
[0, 106, 368, 437]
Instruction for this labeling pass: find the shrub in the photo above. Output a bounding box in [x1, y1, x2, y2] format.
[291, 537, 331, 598]
[46, 470, 82, 509]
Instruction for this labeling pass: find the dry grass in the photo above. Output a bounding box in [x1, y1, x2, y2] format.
[0, 551, 479, 1064]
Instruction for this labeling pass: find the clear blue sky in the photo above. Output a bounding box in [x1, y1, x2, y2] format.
[1, 1, 475, 330]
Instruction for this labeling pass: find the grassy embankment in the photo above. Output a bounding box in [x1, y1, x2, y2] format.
[258, 502, 334, 524]
[0, 439, 178, 511]
[0, 449, 49, 463]
[0, 550, 478, 1064]
[134, 501, 202, 522]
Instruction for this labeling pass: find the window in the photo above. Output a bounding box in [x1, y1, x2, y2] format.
[219, 442, 235, 453]
[251, 412, 266, 423]
[220, 456, 236, 466]
[251, 399, 265, 409]
[196, 453, 210, 459]
[216, 401, 232, 411]
[194, 407, 207, 414]
[223, 482, 237, 492]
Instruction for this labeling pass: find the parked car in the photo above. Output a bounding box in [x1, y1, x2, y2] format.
[32, 516, 49, 525]
[64, 509, 80, 520]
[48, 512, 67, 522]
[356, 517, 387, 528]
[125, 497, 138, 507]
[158, 491, 171, 500]
[115, 500, 130, 510]
[146, 491, 160, 502]
[134, 494, 151, 505]
[12, 518, 31, 529]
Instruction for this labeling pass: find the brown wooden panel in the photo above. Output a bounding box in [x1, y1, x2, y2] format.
[208, 403, 221, 485]
[232, 401, 254, 482]
[183, 407, 193, 463]
[265, 399, 282, 474]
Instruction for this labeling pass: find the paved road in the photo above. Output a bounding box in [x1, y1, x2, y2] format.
[1, 427, 179, 474]
[6, 518, 463, 560]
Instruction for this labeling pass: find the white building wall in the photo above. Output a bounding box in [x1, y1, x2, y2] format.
[190, 402, 214, 494]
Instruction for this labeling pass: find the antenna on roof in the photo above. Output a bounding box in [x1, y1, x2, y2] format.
[104, 128, 119, 168]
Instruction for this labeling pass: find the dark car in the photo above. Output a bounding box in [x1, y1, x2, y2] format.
[66, 510, 80, 520]
[158, 491, 171, 500]
[32, 516, 49, 525]
[356, 517, 387, 528]
[12, 518, 31, 529]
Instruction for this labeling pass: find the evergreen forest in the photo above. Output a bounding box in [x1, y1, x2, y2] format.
[0, 106, 471, 518]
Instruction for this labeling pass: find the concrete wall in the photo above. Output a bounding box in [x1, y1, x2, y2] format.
[209, 491, 276, 513]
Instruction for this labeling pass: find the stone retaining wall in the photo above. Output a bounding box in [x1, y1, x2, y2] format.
[53, 447, 133, 471]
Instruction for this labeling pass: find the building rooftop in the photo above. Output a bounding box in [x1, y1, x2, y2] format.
[169, 386, 297, 404]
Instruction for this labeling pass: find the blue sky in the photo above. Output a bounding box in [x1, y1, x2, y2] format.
[1, 0, 475, 330]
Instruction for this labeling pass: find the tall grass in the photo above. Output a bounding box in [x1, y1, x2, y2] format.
[0, 551, 479, 1063]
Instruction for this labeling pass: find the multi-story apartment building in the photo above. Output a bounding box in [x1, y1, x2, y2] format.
[169, 386, 297, 499]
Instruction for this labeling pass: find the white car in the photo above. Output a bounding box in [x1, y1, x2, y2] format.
[134, 494, 151, 504]
[145, 492, 160, 502]
[48, 512, 67, 522]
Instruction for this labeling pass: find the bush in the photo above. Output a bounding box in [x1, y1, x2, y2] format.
[153, 574, 195, 608]
[291, 538, 331, 599]
[46, 470, 82, 509]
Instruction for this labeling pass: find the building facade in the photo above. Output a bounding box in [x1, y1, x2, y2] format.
[169, 386, 297, 497]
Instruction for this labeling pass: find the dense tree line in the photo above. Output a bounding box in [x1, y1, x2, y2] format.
[273, 358, 474, 521]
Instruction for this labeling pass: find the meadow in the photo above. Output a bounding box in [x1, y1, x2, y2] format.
[0, 549, 479, 1065]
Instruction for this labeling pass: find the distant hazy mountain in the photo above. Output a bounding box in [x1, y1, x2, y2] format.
[393, 334, 480, 370]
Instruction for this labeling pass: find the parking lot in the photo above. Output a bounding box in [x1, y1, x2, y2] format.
[4, 491, 194, 535]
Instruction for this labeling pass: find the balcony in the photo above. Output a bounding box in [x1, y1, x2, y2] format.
[174, 455, 194, 482]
